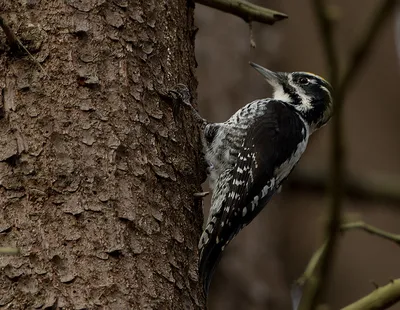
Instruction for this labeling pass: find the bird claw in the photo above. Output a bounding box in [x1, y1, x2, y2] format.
[168, 83, 192, 107]
[167, 84, 207, 125]
[194, 191, 210, 198]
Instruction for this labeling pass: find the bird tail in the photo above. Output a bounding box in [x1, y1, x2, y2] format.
[198, 232, 224, 296]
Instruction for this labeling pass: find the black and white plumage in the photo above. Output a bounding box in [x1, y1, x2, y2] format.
[198, 62, 334, 295]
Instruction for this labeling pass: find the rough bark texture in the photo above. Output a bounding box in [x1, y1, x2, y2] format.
[0, 0, 204, 309]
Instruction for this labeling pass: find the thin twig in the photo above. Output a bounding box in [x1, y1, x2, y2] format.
[297, 242, 327, 287]
[0, 15, 47, 75]
[297, 222, 400, 303]
[341, 279, 400, 310]
[195, 0, 287, 24]
[341, 221, 400, 245]
[248, 22, 256, 48]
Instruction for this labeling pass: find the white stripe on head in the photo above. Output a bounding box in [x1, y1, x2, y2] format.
[272, 83, 293, 103]
[303, 72, 329, 84]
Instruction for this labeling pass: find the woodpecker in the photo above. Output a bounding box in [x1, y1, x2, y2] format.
[195, 62, 334, 295]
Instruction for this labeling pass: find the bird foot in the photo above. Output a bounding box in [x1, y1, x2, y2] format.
[167, 83, 207, 126]
[168, 83, 191, 107]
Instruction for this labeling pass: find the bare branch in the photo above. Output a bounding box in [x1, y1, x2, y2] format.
[195, 0, 287, 24]
[341, 279, 400, 310]
[297, 222, 400, 309]
[341, 221, 400, 246]
[296, 242, 327, 288]
[338, 0, 398, 98]
[289, 169, 400, 205]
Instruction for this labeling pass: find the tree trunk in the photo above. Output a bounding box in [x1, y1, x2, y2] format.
[0, 1, 204, 309]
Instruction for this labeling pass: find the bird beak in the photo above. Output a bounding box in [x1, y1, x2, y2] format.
[249, 62, 281, 86]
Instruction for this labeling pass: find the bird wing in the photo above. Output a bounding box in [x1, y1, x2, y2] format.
[218, 102, 307, 234]
[199, 100, 307, 294]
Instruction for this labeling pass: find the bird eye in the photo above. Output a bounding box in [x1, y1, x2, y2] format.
[298, 77, 309, 85]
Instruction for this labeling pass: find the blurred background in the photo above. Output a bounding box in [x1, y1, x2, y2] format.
[194, 0, 400, 309]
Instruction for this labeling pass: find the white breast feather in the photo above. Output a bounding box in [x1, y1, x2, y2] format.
[274, 122, 309, 183]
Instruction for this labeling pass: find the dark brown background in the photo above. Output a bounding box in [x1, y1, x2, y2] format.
[195, 0, 400, 309]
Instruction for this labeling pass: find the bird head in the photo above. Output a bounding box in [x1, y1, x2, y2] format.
[250, 62, 333, 132]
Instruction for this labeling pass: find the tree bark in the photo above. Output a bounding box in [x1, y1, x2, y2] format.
[0, 1, 204, 309]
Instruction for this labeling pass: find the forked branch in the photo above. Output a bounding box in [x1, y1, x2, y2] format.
[298, 221, 400, 310]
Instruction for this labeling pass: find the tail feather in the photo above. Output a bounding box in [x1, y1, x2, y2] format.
[199, 239, 224, 296]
